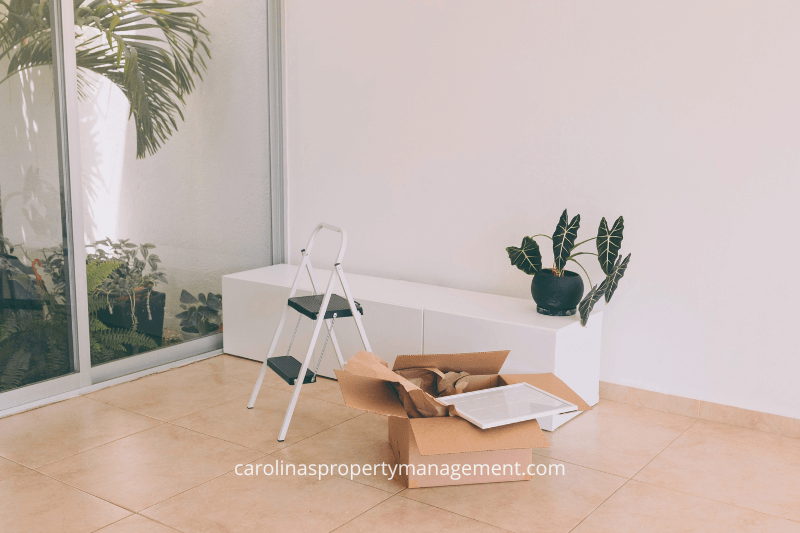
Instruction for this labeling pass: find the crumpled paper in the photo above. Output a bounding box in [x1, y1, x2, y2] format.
[344, 351, 486, 418]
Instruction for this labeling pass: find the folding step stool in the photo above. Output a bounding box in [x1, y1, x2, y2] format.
[247, 223, 372, 442]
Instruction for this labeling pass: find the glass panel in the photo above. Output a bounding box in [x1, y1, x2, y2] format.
[76, 1, 270, 367]
[0, 2, 76, 392]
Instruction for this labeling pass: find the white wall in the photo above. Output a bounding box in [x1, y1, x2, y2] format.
[79, 0, 272, 330]
[284, 1, 800, 418]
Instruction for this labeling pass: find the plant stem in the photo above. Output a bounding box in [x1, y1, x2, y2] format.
[572, 237, 596, 249]
[568, 252, 598, 259]
[569, 258, 592, 288]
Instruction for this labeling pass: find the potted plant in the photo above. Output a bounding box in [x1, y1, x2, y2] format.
[175, 290, 222, 340]
[88, 239, 167, 341]
[506, 209, 631, 326]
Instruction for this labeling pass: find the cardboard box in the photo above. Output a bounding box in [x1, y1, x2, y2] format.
[336, 350, 591, 488]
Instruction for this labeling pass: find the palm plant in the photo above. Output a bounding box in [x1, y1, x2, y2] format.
[1, 0, 211, 159]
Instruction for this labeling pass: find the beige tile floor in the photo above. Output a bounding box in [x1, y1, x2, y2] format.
[0, 354, 798, 533]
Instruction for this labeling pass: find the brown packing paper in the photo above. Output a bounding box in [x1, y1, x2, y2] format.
[438, 371, 470, 394]
[345, 351, 451, 418]
[395, 367, 473, 398]
[394, 367, 444, 396]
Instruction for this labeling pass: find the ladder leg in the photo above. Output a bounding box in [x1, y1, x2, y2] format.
[326, 319, 346, 369]
[278, 315, 327, 441]
[335, 264, 372, 352]
[247, 306, 289, 409]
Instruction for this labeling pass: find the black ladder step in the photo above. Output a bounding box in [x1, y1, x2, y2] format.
[287, 294, 363, 321]
[267, 356, 317, 386]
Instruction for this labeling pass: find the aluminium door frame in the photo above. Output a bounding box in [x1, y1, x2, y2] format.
[0, 0, 91, 411]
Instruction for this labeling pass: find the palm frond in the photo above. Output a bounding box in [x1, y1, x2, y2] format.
[1, 0, 211, 158]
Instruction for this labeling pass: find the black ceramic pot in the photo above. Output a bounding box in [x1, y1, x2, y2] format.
[531, 269, 584, 316]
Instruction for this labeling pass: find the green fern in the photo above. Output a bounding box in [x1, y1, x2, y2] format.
[90, 323, 157, 365]
[0, 310, 70, 393]
[87, 260, 122, 293]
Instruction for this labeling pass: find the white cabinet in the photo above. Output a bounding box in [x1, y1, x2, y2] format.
[222, 264, 603, 430]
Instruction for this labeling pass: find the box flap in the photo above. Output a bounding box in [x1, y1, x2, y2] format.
[501, 373, 592, 411]
[334, 370, 408, 418]
[408, 416, 550, 455]
[393, 350, 510, 375]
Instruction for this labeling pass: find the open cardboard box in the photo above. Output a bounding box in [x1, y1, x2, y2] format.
[335, 350, 591, 488]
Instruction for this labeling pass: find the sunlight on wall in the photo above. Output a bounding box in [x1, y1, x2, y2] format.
[79, 76, 129, 243]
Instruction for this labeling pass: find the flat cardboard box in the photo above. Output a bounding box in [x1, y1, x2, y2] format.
[336, 350, 591, 488]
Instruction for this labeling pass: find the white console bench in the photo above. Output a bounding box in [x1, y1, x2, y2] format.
[222, 264, 603, 430]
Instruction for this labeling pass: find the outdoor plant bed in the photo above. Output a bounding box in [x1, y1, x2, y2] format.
[506, 209, 632, 325]
[95, 289, 166, 342]
[87, 239, 167, 360]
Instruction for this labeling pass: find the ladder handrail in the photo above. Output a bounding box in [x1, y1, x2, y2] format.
[303, 223, 347, 265]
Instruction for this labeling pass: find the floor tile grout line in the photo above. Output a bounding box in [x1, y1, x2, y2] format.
[565, 418, 700, 533]
[85, 390, 254, 426]
[134, 448, 387, 519]
[393, 493, 514, 532]
[529, 452, 636, 480]
[135, 452, 275, 518]
[631, 478, 800, 525]
[187, 353, 354, 407]
[130, 513, 187, 533]
[134, 451, 399, 528]
[87, 514, 134, 533]
[0, 450, 32, 472]
[81, 395, 166, 423]
[327, 493, 396, 533]
[162, 403, 366, 457]
[31, 467, 139, 514]
[264, 411, 367, 455]
[30, 421, 167, 471]
[327, 491, 512, 533]
[629, 413, 800, 522]
[566, 478, 632, 533]
[162, 420, 277, 455]
[25, 433, 270, 519]
[629, 418, 698, 479]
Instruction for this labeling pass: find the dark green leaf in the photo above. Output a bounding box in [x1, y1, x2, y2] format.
[604, 253, 630, 303]
[506, 236, 542, 275]
[596, 216, 624, 276]
[179, 289, 198, 305]
[578, 279, 608, 327]
[552, 209, 581, 273]
[206, 292, 221, 310]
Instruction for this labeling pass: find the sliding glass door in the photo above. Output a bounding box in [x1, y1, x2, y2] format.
[76, 0, 272, 382]
[0, 0, 82, 406]
[0, 0, 277, 410]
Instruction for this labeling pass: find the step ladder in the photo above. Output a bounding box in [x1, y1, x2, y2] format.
[247, 223, 371, 442]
